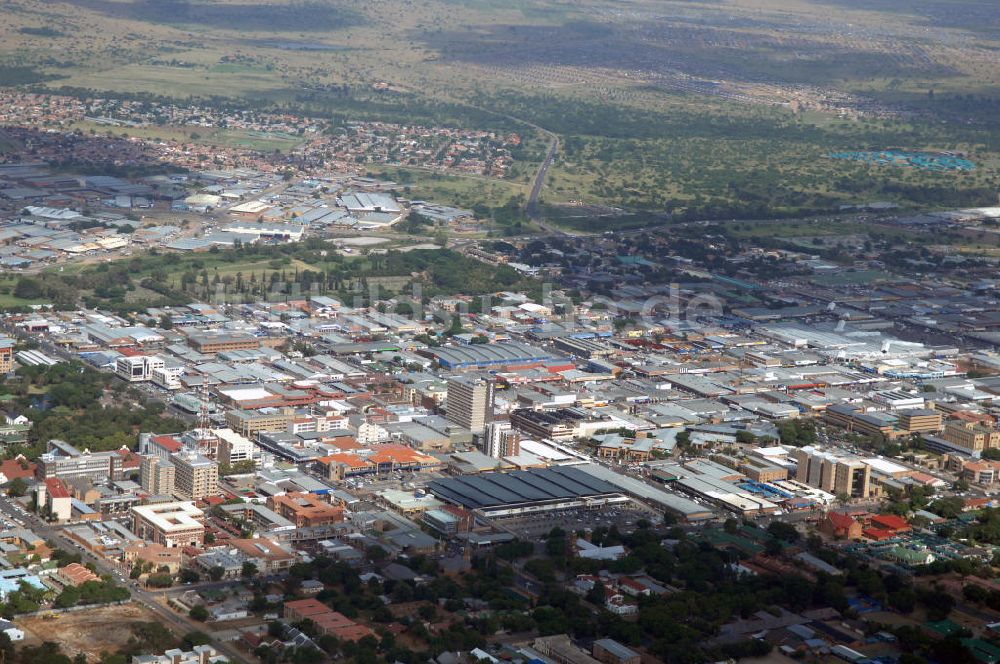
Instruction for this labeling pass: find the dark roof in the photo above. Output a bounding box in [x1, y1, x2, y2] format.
[428, 466, 621, 509]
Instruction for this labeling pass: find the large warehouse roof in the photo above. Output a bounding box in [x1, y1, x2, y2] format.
[425, 342, 555, 369]
[428, 466, 621, 509]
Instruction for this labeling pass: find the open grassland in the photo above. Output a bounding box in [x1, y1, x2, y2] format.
[0, 0, 995, 225]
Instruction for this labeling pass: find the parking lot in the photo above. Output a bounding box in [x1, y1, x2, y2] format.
[493, 502, 658, 538]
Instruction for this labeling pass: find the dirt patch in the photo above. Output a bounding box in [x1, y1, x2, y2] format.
[19, 603, 175, 660]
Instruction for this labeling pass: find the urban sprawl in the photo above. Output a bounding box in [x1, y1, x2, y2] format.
[2, 91, 1000, 664]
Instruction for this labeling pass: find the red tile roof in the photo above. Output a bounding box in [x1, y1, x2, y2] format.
[44, 478, 70, 499]
[0, 459, 36, 480]
[870, 514, 910, 532]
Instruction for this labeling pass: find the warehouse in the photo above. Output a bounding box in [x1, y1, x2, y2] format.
[422, 342, 556, 370]
[427, 466, 629, 518]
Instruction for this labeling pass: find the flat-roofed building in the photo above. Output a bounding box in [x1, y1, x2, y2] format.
[115, 355, 164, 383]
[792, 446, 872, 499]
[446, 376, 494, 434]
[593, 638, 641, 664]
[140, 455, 175, 497]
[897, 408, 943, 434]
[267, 492, 344, 528]
[0, 337, 14, 374]
[942, 420, 1000, 452]
[226, 408, 294, 438]
[131, 501, 205, 547]
[186, 331, 260, 355]
[171, 452, 218, 501]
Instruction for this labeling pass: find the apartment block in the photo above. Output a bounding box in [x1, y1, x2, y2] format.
[171, 452, 219, 501]
[446, 376, 495, 434]
[139, 455, 175, 497]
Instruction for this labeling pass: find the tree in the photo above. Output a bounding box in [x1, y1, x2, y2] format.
[586, 581, 607, 606]
[767, 521, 800, 543]
[365, 545, 388, 564]
[189, 604, 209, 621]
[241, 561, 259, 578]
[208, 566, 225, 581]
[5, 477, 27, 497]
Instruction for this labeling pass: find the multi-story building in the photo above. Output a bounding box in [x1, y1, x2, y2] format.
[483, 420, 520, 458]
[171, 452, 219, 501]
[226, 408, 294, 438]
[115, 355, 165, 383]
[0, 337, 14, 374]
[792, 446, 872, 499]
[131, 502, 205, 548]
[446, 376, 494, 434]
[139, 455, 175, 497]
[897, 408, 943, 434]
[213, 428, 262, 468]
[942, 420, 1000, 452]
[267, 492, 344, 528]
[186, 331, 260, 355]
[38, 440, 124, 482]
[823, 404, 899, 440]
[42, 478, 72, 522]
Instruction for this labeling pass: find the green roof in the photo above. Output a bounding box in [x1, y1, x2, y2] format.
[925, 619, 962, 637]
[964, 639, 1000, 664]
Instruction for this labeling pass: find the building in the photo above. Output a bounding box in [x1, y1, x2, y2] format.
[792, 446, 872, 499]
[213, 428, 262, 469]
[43, 478, 72, 522]
[593, 639, 641, 664]
[428, 467, 629, 519]
[446, 376, 495, 434]
[942, 420, 1000, 452]
[0, 337, 14, 374]
[283, 598, 373, 642]
[483, 420, 520, 458]
[172, 452, 218, 501]
[115, 355, 165, 382]
[187, 331, 260, 355]
[38, 440, 124, 482]
[131, 501, 205, 548]
[225, 408, 294, 438]
[823, 404, 899, 440]
[130, 645, 226, 664]
[140, 455, 175, 497]
[267, 492, 344, 528]
[897, 408, 943, 434]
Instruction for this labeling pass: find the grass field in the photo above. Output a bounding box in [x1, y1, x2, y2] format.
[0, 0, 995, 225]
[69, 120, 305, 152]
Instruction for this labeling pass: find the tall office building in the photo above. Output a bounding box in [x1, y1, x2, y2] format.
[483, 421, 520, 459]
[140, 455, 176, 497]
[0, 337, 14, 374]
[791, 446, 871, 499]
[446, 376, 495, 434]
[171, 452, 219, 501]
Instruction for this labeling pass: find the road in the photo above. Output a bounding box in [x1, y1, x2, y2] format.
[0, 497, 249, 662]
[525, 134, 560, 232]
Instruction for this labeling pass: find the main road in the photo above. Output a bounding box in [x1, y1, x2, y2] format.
[0, 496, 251, 662]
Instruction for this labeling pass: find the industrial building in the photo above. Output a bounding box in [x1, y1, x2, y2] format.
[427, 466, 629, 518]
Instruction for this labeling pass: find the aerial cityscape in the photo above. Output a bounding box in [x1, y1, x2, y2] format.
[0, 0, 997, 663]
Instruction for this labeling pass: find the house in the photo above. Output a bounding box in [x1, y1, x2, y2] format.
[0, 620, 23, 641]
[819, 512, 862, 540]
[869, 514, 911, 534]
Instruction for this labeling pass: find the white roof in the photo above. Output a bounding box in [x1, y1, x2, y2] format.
[218, 387, 273, 401]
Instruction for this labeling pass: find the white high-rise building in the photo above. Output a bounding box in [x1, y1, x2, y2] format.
[483, 421, 520, 458]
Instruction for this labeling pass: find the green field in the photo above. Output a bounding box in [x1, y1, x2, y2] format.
[0, 0, 996, 225]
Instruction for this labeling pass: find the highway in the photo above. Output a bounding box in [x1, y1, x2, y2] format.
[525, 134, 561, 235]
